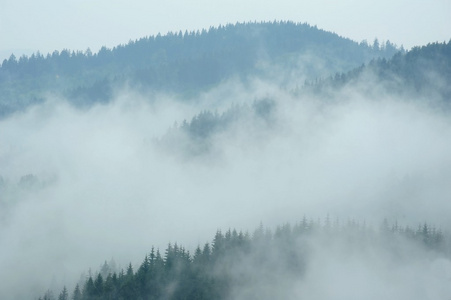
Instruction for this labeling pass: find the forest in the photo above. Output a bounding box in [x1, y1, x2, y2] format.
[154, 40, 451, 160]
[0, 21, 400, 117]
[313, 40, 451, 101]
[38, 218, 449, 300]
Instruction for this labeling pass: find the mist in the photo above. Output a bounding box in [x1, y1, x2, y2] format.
[1, 73, 451, 298]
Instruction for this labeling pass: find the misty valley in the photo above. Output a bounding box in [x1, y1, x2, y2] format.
[0, 21, 451, 300]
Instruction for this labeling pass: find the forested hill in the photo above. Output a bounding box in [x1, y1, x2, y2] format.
[38, 219, 449, 300]
[0, 21, 399, 117]
[153, 41, 451, 160]
[312, 40, 451, 101]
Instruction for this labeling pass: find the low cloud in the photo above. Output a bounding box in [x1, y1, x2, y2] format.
[1, 75, 451, 298]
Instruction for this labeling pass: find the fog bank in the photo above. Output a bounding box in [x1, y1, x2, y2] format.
[1, 79, 451, 298]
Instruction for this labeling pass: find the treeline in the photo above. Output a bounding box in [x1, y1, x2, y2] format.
[156, 41, 451, 160]
[155, 98, 275, 157]
[306, 40, 451, 101]
[38, 218, 449, 300]
[1, 21, 397, 79]
[0, 21, 400, 117]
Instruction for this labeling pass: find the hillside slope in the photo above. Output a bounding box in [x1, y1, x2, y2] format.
[311, 40, 451, 101]
[155, 41, 450, 159]
[0, 21, 399, 117]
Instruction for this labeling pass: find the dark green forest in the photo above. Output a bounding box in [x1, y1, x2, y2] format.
[38, 218, 449, 300]
[0, 21, 400, 117]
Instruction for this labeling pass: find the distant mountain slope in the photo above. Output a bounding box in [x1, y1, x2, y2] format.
[0, 21, 399, 117]
[155, 41, 451, 160]
[311, 40, 451, 101]
[155, 99, 276, 159]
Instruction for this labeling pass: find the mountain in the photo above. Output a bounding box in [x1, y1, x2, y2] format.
[154, 41, 450, 160]
[309, 40, 451, 102]
[0, 21, 400, 117]
[4, 22, 449, 300]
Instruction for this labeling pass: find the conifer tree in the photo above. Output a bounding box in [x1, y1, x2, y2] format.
[72, 284, 82, 300]
[57, 286, 68, 300]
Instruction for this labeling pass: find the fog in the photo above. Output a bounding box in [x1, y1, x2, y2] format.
[1, 76, 451, 298]
[224, 226, 451, 300]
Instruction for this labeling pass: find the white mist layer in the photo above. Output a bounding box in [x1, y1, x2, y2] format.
[1, 81, 451, 298]
[228, 231, 451, 300]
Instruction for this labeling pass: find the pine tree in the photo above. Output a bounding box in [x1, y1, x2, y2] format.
[57, 286, 68, 300]
[72, 284, 82, 300]
[83, 276, 95, 298]
[94, 273, 104, 296]
[42, 290, 55, 300]
[212, 230, 224, 259]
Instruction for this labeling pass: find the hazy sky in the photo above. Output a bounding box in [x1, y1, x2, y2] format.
[0, 0, 450, 61]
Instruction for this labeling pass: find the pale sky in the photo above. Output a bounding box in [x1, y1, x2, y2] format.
[0, 0, 450, 61]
